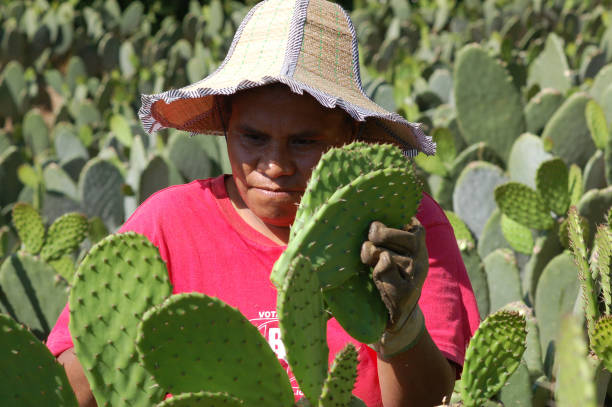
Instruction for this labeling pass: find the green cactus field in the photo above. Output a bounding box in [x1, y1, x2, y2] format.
[2, 0, 612, 405]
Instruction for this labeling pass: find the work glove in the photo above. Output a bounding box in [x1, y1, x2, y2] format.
[360, 218, 429, 359]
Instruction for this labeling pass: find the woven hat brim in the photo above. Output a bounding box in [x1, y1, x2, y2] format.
[138, 0, 435, 157]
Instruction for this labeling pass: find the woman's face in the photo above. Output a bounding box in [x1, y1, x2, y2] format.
[225, 84, 357, 227]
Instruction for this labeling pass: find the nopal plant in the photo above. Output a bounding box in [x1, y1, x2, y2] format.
[0, 202, 88, 340]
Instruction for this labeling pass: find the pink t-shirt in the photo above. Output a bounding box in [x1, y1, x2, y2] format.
[47, 175, 480, 406]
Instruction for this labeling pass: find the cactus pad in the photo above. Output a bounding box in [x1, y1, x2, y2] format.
[524, 89, 564, 135]
[507, 133, 553, 189]
[291, 143, 406, 241]
[527, 33, 572, 94]
[555, 315, 596, 407]
[494, 182, 553, 230]
[444, 210, 475, 251]
[453, 161, 508, 239]
[454, 44, 525, 161]
[277, 255, 327, 402]
[78, 159, 125, 231]
[155, 392, 245, 407]
[536, 158, 569, 216]
[461, 310, 526, 407]
[273, 167, 421, 289]
[12, 202, 45, 254]
[541, 92, 596, 168]
[69, 232, 171, 407]
[591, 316, 612, 374]
[482, 249, 522, 312]
[319, 344, 359, 407]
[323, 271, 388, 343]
[534, 251, 580, 368]
[500, 214, 534, 254]
[137, 293, 294, 407]
[592, 225, 612, 314]
[40, 212, 88, 261]
[0, 253, 69, 340]
[0, 314, 78, 406]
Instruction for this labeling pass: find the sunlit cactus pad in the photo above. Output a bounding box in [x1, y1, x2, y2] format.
[0, 314, 78, 407]
[137, 293, 294, 407]
[69, 232, 172, 407]
[277, 255, 328, 402]
[461, 310, 526, 407]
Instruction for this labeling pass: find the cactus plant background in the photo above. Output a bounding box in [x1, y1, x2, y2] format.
[2, 0, 612, 405]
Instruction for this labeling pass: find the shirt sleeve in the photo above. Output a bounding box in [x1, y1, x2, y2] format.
[418, 220, 481, 374]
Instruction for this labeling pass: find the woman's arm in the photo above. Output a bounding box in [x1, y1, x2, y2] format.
[57, 347, 97, 407]
[377, 329, 456, 407]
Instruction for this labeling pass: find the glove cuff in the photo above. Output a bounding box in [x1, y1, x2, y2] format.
[369, 306, 425, 359]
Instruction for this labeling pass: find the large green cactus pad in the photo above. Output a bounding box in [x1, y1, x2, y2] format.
[272, 167, 421, 290]
[0, 315, 78, 407]
[541, 92, 596, 168]
[0, 253, 69, 340]
[69, 232, 171, 407]
[323, 270, 388, 344]
[12, 202, 45, 255]
[291, 143, 407, 241]
[453, 161, 508, 239]
[494, 182, 553, 230]
[277, 255, 327, 402]
[319, 344, 359, 407]
[592, 225, 612, 314]
[555, 315, 596, 407]
[137, 293, 294, 407]
[534, 251, 580, 373]
[461, 310, 526, 407]
[524, 89, 564, 135]
[482, 249, 522, 312]
[527, 33, 572, 94]
[78, 159, 125, 231]
[155, 392, 245, 407]
[40, 212, 88, 261]
[454, 44, 525, 161]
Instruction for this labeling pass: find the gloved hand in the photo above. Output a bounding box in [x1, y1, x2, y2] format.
[360, 218, 429, 359]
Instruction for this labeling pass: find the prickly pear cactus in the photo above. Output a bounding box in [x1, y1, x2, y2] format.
[277, 255, 328, 402]
[460, 310, 526, 407]
[0, 314, 78, 406]
[136, 293, 294, 407]
[271, 143, 422, 343]
[12, 202, 45, 254]
[155, 391, 245, 407]
[494, 182, 553, 230]
[40, 212, 88, 261]
[69, 232, 172, 407]
[319, 344, 359, 407]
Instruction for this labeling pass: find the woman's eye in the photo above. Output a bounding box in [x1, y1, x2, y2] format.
[243, 133, 265, 142]
[292, 138, 317, 146]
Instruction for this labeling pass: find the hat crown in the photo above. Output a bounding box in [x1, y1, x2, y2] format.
[139, 0, 434, 156]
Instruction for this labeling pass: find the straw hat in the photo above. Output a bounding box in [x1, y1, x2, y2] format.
[138, 0, 435, 157]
